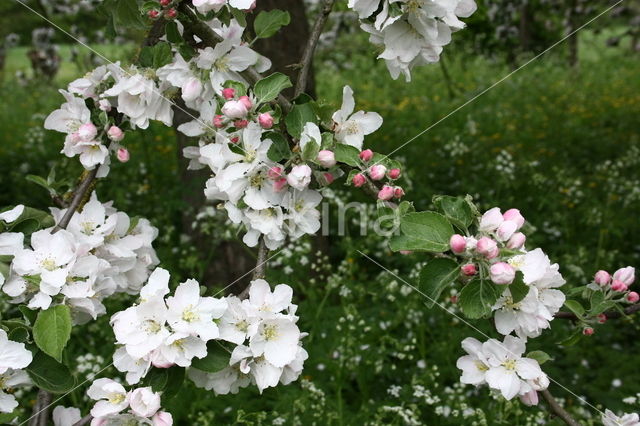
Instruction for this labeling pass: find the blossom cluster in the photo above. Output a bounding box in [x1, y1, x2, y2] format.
[188, 279, 307, 394]
[591, 267, 637, 302]
[0, 329, 33, 413]
[348, 0, 477, 81]
[452, 207, 567, 402]
[0, 195, 158, 321]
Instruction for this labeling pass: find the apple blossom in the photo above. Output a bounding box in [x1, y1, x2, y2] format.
[597, 314, 607, 323]
[627, 292, 639, 303]
[78, 122, 97, 141]
[377, 185, 394, 201]
[88, 378, 130, 418]
[153, 411, 174, 426]
[108, 126, 125, 142]
[594, 270, 611, 286]
[506, 232, 526, 249]
[0, 369, 31, 413]
[52, 406, 82, 426]
[479, 207, 503, 232]
[213, 115, 225, 128]
[503, 208, 525, 228]
[258, 112, 273, 129]
[129, 387, 161, 418]
[601, 409, 640, 426]
[117, 148, 130, 163]
[613, 266, 635, 286]
[323, 172, 335, 185]
[611, 280, 628, 292]
[461, 264, 477, 276]
[0, 329, 33, 374]
[286, 165, 312, 190]
[388, 168, 401, 179]
[332, 86, 382, 149]
[238, 95, 252, 110]
[222, 100, 248, 119]
[583, 327, 594, 336]
[496, 220, 518, 242]
[0, 205, 24, 223]
[352, 173, 366, 187]
[234, 119, 249, 129]
[476, 236, 498, 259]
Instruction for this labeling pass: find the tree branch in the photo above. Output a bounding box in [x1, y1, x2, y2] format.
[294, 0, 336, 98]
[28, 389, 52, 426]
[555, 303, 640, 320]
[238, 237, 269, 300]
[540, 389, 581, 426]
[52, 168, 99, 232]
[72, 414, 92, 426]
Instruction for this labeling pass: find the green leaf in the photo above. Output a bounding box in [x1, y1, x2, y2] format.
[6, 207, 55, 235]
[191, 342, 230, 373]
[143, 366, 185, 398]
[266, 132, 292, 162]
[589, 290, 605, 310]
[432, 195, 474, 230]
[33, 305, 72, 362]
[224, 80, 247, 97]
[509, 271, 529, 303]
[26, 351, 75, 393]
[26, 175, 54, 195]
[397, 212, 454, 253]
[254, 10, 291, 39]
[254, 73, 292, 104]
[9, 326, 30, 343]
[458, 279, 500, 319]
[0, 412, 17, 424]
[19, 306, 38, 325]
[113, 0, 147, 30]
[144, 367, 169, 392]
[165, 21, 182, 44]
[301, 139, 320, 162]
[419, 258, 460, 308]
[334, 144, 361, 167]
[526, 350, 552, 365]
[285, 103, 317, 138]
[563, 300, 585, 317]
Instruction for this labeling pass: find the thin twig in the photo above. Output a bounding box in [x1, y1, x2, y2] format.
[294, 0, 336, 98]
[28, 389, 52, 426]
[72, 414, 92, 426]
[238, 237, 269, 300]
[555, 303, 640, 320]
[540, 389, 581, 426]
[52, 168, 99, 232]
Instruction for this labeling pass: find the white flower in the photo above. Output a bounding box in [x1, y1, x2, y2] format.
[87, 378, 130, 418]
[111, 297, 170, 358]
[196, 40, 260, 93]
[129, 386, 161, 418]
[0, 329, 32, 373]
[159, 333, 208, 367]
[244, 279, 293, 319]
[249, 318, 301, 368]
[286, 165, 312, 191]
[0, 369, 30, 413]
[166, 279, 227, 341]
[483, 336, 544, 400]
[0, 205, 24, 223]
[64, 193, 118, 250]
[283, 189, 322, 239]
[279, 346, 308, 385]
[299, 122, 321, 152]
[113, 347, 151, 385]
[0, 232, 24, 256]
[456, 337, 489, 386]
[44, 90, 91, 135]
[52, 406, 82, 426]
[492, 287, 555, 338]
[218, 296, 256, 345]
[332, 86, 382, 149]
[516, 248, 566, 289]
[602, 409, 640, 426]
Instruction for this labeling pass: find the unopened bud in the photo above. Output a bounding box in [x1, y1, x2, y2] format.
[359, 149, 373, 162]
[234, 119, 248, 129]
[611, 280, 628, 292]
[461, 264, 477, 276]
[273, 177, 287, 192]
[506, 232, 526, 249]
[597, 313, 607, 324]
[503, 208, 525, 229]
[352, 173, 366, 187]
[164, 8, 177, 18]
[323, 172, 334, 185]
[368, 164, 386, 181]
[476, 236, 498, 259]
[594, 270, 611, 286]
[393, 187, 404, 198]
[258, 113, 273, 129]
[377, 185, 394, 201]
[213, 115, 225, 129]
[449, 234, 466, 254]
[159, 0, 171, 6]
[267, 167, 282, 180]
[627, 291, 639, 303]
[388, 168, 401, 179]
[78, 122, 97, 141]
[317, 150, 336, 168]
[107, 125, 124, 142]
[221, 100, 248, 119]
[148, 9, 160, 19]
[583, 327, 594, 336]
[490, 262, 516, 285]
[238, 95, 252, 110]
[117, 148, 130, 163]
[221, 88, 235, 100]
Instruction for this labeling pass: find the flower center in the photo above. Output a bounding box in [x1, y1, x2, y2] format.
[294, 200, 305, 212]
[504, 296, 521, 310]
[236, 319, 249, 332]
[80, 221, 95, 235]
[172, 338, 186, 349]
[182, 306, 199, 323]
[263, 324, 279, 341]
[249, 174, 264, 188]
[502, 359, 517, 371]
[343, 120, 360, 135]
[40, 257, 57, 271]
[108, 392, 125, 405]
[144, 319, 162, 334]
[474, 361, 488, 372]
[214, 56, 230, 72]
[244, 148, 257, 163]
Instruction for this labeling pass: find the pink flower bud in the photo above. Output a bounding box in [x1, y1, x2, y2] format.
[267, 167, 283, 180]
[476, 237, 498, 259]
[451, 295, 458, 303]
[461, 264, 477, 276]
[152, 411, 173, 426]
[323, 172, 334, 185]
[613, 266, 635, 286]
[230, 136, 239, 144]
[490, 262, 516, 284]
[273, 177, 287, 192]
[258, 112, 273, 129]
[388, 168, 401, 179]
[352, 173, 366, 187]
[117, 148, 130, 163]
[107, 125, 124, 142]
[479, 207, 503, 232]
[611, 280, 628, 292]
[506, 232, 526, 249]
[221, 88, 236, 100]
[519, 390, 539, 407]
[503, 208, 525, 229]
[221, 100, 248, 119]
[78, 123, 97, 141]
[238, 95, 252, 110]
[234, 119, 248, 129]
[368, 164, 386, 181]
[627, 291, 639, 303]
[160, 0, 171, 5]
[286, 164, 312, 190]
[359, 149, 373, 162]
[583, 327, 594, 336]
[597, 314, 607, 324]
[317, 150, 336, 168]
[148, 9, 160, 19]
[496, 220, 518, 242]
[449, 234, 466, 254]
[377, 185, 394, 201]
[164, 8, 177, 18]
[594, 270, 611, 286]
[213, 115, 225, 128]
[393, 187, 404, 199]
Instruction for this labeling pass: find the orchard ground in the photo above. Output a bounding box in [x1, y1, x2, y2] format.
[1, 28, 639, 425]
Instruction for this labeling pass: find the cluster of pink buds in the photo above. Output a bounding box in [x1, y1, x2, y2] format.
[214, 88, 276, 131]
[148, 0, 176, 19]
[351, 149, 404, 201]
[448, 207, 528, 284]
[593, 267, 638, 302]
